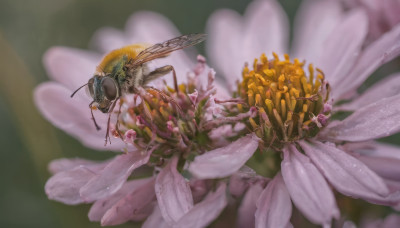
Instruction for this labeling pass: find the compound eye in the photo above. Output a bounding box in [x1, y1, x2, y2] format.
[102, 77, 117, 100]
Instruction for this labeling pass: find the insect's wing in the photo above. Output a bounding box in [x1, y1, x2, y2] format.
[129, 33, 206, 66]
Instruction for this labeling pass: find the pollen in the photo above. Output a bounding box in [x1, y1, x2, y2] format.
[237, 53, 331, 145]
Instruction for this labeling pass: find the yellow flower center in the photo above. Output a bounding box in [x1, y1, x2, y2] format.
[236, 53, 330, 146]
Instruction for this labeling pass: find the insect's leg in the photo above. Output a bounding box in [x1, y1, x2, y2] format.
[115, 97, 124, 141]
[144, 65, 179, 94]
[89, 101, 101, 131]
[104, 98, 119, 146]
[144, 86, 184, 115]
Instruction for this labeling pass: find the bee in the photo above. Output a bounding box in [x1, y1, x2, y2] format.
[71, 33, 207, 144]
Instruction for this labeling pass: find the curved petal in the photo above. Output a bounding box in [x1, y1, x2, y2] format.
[323, 94, 400, 142]
[142, 206, 171, 228]
[175, 183, 227, 228]
[100, 178, 156, 225]
[299, 140, 390, 199]
[43, 47, 100, 90]
[255, 173, 292, 228]
[88, 178, 150, 221]
[292, 0, 342, 62]
[353, 154, 400, 182]
[45, 162, 106, 205]
[206, 8, 244, 89]
[337, 73, 400, 111]
[317, 10, 368, 88]
[343, 141, 400, 160]
[242, 0, 289, 62]
[34, 82, 127, 151]
[90, 27, 129, 53]
[80, 151, 150, 201]
[281, 144, 339, 226]
[48, 157, 102, 174]
[188, 134, 259, 179]
[335, 23, 400, 99]
[238, 183, 263, 228]
[155, 156, 193, 224]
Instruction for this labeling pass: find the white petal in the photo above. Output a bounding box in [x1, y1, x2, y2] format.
[188, 134, 259, 179]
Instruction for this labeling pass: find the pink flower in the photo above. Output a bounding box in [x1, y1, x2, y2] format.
[188, 0, 400, 227]
[36, 11, 230, 227]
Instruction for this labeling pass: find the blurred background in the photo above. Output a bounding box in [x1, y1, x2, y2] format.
[0, 0, 399, 227]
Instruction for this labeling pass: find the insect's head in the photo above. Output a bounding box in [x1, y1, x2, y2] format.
[87, 75, 119, 113]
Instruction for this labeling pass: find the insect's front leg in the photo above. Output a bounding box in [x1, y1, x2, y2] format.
[143, 65, 179, 93]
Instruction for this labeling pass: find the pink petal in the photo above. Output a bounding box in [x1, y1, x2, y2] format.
[242, 0, 289, 63]
[281, 144, 339, 226]
[229, 166, 258, 197]
[238, 183, 263, 228]
[353, 154, 400, 182]
[337, 73, 400, 111]
[292, 0, 342, 63]
[90, 27, 129, 53]
[88, 178, 152, 222]
[100, 178, 156, 225]
[155, 156, 193, 224]
[206, 9, 244, 89]
[323, 94, 400, 142]
[317, 10, 368, 89]
[80, 151, 150, 201]
[255, 173, 292, 228]
[383, 0, 400, 27]
[381, 214, 400, 228]
[299, 140, 390, 200]
[43, 47, 100, 90]
[175, 183, 227, 228]
[343, 141, 400, 160]
[335, 24, 400, 99]
[188, 134, 259, 179]
[45, 164, 104, 205]
[48, 158, 102, 174]
[34, 82, 127, 151]
[142, 206, 171, 228]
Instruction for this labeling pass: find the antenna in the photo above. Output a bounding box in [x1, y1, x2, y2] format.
[71, 83, 89, 98]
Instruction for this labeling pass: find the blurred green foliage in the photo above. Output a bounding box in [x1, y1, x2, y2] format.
[0, 0, 399, 227]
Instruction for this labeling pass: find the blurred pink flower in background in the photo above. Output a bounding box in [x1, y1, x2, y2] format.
[341, 0, 400, 42]
[186, 0, 400, 227]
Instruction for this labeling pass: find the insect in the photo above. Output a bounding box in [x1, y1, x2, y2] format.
[71, 33, 207, 144]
